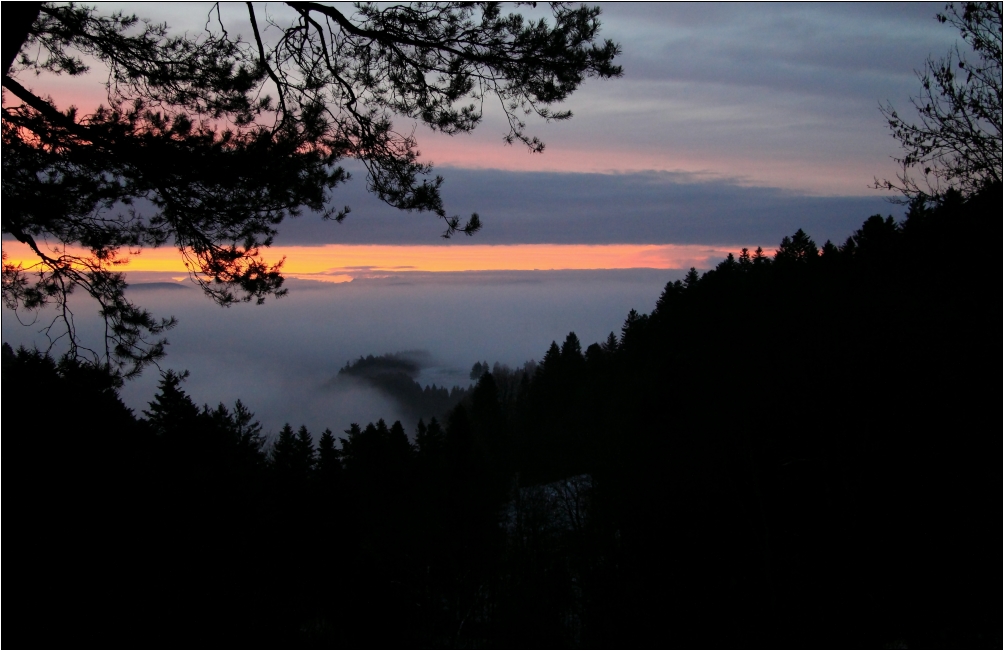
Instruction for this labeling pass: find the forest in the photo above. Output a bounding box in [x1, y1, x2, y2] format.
[4, 181, 998, 648]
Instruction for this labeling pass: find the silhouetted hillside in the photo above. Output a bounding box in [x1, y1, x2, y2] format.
[335, 351, 471, 424]
[3, 183, 998, 648]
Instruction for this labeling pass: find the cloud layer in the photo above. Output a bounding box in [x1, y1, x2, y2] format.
[273, 166, 903, 247]
[16, 3, 961, 195]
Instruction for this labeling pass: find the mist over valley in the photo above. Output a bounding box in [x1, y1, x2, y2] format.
[3, 268, 681, 436]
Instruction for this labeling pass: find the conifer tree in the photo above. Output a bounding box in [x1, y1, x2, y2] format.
[416, 417, 447, 457]
[774, 229, 819, 264]
[560, 332, 584, 364]
[316, 428, 341, 479]
[683, 267, 701, 289]
[271, 423, 298, 474]
[538, 341, 562, 377]
[230, 400, 266, 464]
[295, 425, 316, 476]
[143, 370, 198, 436]
[388, 420, 411, 454]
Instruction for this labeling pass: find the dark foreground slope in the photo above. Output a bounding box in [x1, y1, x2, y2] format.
[549, 185, 1000, 648]
[2, 184, 999, 648]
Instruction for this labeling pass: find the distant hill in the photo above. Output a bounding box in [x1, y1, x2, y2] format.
[335, 351, 470, 424]
[126, 282, 191, 291]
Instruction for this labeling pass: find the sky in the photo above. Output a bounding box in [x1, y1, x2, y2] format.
[2, 2, 962, 433]
[10, 2, 958, 242]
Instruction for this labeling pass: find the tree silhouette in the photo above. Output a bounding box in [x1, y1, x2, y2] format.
[877, 1, 1002, 198]
[143, 369, 199, 434]
[315, 427, 342, 479]
[774, 228, 819, 265]
[271, 423, 299, 475]
[295, 425, 317, 474]
[2, 2, 621, 375]
[338, 352, 469, 423]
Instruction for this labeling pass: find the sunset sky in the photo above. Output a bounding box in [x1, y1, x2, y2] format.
[4, 2, 961, 274]
[2, 2, 964, 430]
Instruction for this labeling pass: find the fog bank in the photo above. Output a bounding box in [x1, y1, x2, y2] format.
[3, 269, 680, 436]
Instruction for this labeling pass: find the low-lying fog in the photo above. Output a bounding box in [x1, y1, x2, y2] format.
[3, 269, 684, 437]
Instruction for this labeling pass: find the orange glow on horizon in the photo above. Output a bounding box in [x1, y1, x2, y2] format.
[2, 241, 740, 283]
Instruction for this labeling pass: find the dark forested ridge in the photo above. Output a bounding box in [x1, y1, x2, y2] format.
[3, 184, 999, 648]
[335, 352, 471, 424]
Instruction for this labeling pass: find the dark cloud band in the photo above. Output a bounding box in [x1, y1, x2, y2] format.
[274, 166, 903, 248]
